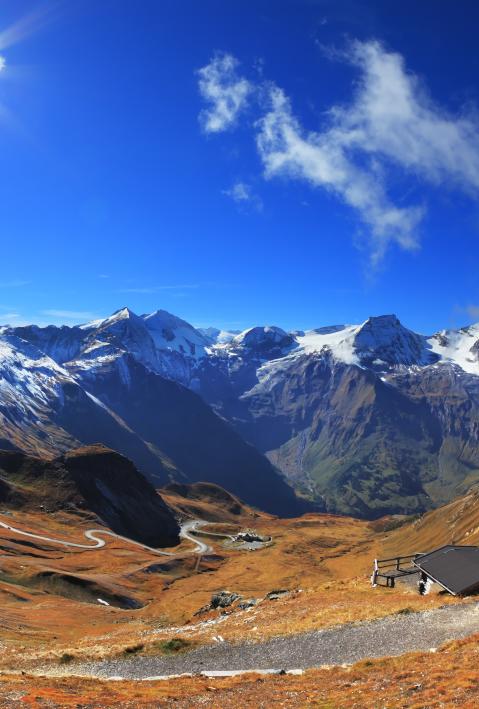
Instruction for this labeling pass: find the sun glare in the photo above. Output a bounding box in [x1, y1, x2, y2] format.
[0, 4, 61, 52]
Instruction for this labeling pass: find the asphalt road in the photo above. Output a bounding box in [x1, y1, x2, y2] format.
[179, 519, 212, 555]
[0, 515, 210, 557]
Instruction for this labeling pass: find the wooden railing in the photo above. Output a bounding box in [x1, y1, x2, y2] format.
[371, 553, 424, 586]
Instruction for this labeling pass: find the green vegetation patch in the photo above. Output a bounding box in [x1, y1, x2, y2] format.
[154, 637, 192, 655]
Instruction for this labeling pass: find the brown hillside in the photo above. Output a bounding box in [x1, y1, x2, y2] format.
[381, 483, 479, 558]
[161, 481, 269, 523]
[0, 446, 180, 547]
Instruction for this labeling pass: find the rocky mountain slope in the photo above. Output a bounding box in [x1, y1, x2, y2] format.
[193, 315, 479, 517]
[0, 445, 180, 546]
[0, 324, 303, 517]
[3, 308, 479, 518]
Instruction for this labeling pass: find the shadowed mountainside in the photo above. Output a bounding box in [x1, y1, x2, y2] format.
[0, 445, 180, 547]
[5, 309, 479, 518]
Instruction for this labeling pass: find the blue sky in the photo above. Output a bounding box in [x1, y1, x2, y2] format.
[1, 0, 479, 334]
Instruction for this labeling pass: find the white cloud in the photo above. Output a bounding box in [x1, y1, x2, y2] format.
[198, 41, 479, 262]
[223, 181, 263, 211]
[225, 181, 250, 202]
[256, 86, 424, 262]
[334, 40, 479, 193]
[198, 53, 251, 133]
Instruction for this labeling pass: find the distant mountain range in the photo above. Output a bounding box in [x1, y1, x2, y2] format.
[2, 308, 479, 518]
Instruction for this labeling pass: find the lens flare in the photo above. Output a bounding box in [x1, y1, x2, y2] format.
[0, 3, 62, 52]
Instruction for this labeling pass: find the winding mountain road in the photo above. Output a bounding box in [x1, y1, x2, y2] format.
[4, 513, 479, 680]
[0, 515, 211, 557]
[178, 519, 212, 555]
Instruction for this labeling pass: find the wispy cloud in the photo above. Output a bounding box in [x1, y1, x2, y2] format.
[41, 309, 101, 321]
[0, 311, 33, 327]
[117, 284, 200, 294]
[222, 181, 263, 211]
[0, 280, 30, 288]
[257, 85, 424, 263]
[466, 305, 479, 321]
[198, 53, 251, 133]
[198, 41, 479, 263]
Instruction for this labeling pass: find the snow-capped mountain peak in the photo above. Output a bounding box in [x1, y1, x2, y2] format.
[142, 309, 210, 357]
[294, 316, 439, 369]
[95, 306, 140, 329]
[296, 324, 358, 364]
[428, 322, 479, 374]
[352, 314, 438, 367]
[233, 325, 294, 347]
[199, 327, 241, 344]
[4, 309, 479, 389]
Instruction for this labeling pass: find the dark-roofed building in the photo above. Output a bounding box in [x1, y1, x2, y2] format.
[413, 545, 479, 596]
[372, 545, 479, 595]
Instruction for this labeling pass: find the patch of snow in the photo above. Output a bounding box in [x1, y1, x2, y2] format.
[428, 324, 479, 375]
[143, 310, 210, 359]
[233, 325, 293, 349]
[85, 391, 109, 411]
[83, 340, 110, 354]
[0, 335, 74, 420]
[199, 326, 241, 344]
[296, 324, 359, 364]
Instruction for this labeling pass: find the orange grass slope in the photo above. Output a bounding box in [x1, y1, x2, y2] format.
[1, 479, 478, 671]
[3, 632, 479, 708]
[160, 480, 270, 524]
[381, 482, 479, 557]
[0, 505, 459, 670]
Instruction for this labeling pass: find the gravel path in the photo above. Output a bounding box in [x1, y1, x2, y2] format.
[63, 601, 479, 679]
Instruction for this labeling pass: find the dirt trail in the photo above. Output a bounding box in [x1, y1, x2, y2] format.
[47, 601, 479, 679]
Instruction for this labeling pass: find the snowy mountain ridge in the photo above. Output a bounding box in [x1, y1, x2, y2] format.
[5, 309, 479, 383]
[2, 307, 479, 517]
[209, 314, 479, 375]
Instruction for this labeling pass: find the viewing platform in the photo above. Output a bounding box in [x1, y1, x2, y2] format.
[371, 553, 424, 588]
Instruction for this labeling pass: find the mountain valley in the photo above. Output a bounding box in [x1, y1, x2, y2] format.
[3, 308, 479, 518]
[0, 446, 478, 706]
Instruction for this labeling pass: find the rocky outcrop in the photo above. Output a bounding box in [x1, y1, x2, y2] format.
[62, 445, 180, 546]
[0, 446, 180, 547]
